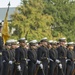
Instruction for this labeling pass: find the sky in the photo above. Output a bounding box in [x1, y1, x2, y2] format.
[0, 0, 21, 8]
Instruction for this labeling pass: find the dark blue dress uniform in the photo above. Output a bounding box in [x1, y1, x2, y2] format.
[49, 48, 58, 75]
[66, 49, 75, 75]
[37, 45, 49, 75]
[2, 41, 11, 75]
[73, 45, 75, 74]
[0, 36, 4, 75]
[66, 42, 75, 75]
[57, 45, 67, 75]
[28, 48, 37, 75]
[8, 49, 15, 75]
[2, 49, 10, 75]
[15, 46, 28, 75]
[0, 50, 3, 75]
[3, 49, 15, 75]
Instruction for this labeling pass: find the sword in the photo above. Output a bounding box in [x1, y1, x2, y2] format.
[41, 68, 45, 75]
[58, 64, 65, 75]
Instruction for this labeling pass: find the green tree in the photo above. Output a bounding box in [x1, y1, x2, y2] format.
[11, 0, 54, 41]
[44, 0, 75, 41]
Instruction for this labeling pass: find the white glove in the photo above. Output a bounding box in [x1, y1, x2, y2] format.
[3, 60, 5, 62]
[66, 59, 70, 62]
[9, 61, 13, 64]
[26, 59, 30, 62]
[40, 64, 43, 69]
[59, 64, 62, 69]
[36, 60, 41, 64]
[56, 59, 60, 63]
[74, 62, 75, 64]
[47, 58, 53, 62]
[26, 59, 30, 64]
[47, 58, 50, 63]
[17, 65, 21, 71]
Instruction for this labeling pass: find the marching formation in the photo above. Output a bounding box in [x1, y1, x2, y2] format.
[0, 36, 75, 75]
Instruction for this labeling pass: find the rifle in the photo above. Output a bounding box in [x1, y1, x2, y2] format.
[72, 61, 75, 75]
[54, 65, 58, 75]
[41, 68, 45, 75]
[72, 68, 75, 75]
[14, 63, 22, 75]
[34, 64, 45, 75]
[34, 65, 39, 75]
[60, 68, 65, 75]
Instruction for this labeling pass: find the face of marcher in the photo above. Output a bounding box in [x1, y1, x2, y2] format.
[5, 45, 11, 50]
[19, 42, 26, 47]
[30, 45, 37, 50]
[48, 44, 52, 49]
[11, 44, 17, 49]
[60, 41, 66, 46]
[42, 41, 48, 47]
[68, 45, 74, 50]
[52, 44, 57, 49]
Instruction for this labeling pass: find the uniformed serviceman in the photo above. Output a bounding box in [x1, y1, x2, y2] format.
[37, 37, 49, 75]
[15, 38, 28, 75]
[28, 40, 41, 75]
[73, 43, 75, 75]
[66, 42, 75, 75]
[48, 41, 59, 75]
[2, 40, 11, 75]
[0, 37, 3, 75]
[57, 38, 67, 75]
[8, 39, 17, 75]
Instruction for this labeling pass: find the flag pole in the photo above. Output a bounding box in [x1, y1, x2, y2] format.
[2, 2, 11, 44]
[5, 2, 10, 18]
[8, 2, 10, 11]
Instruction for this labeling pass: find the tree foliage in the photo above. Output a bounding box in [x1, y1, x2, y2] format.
[11, 0, 54, 41]
[10, 0, 75, 41]
[44, 0, 75, 41]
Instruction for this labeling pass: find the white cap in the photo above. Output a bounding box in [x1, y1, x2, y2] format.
[42, 37, 47, 40]
[53, 41, 57, 43]
[49, 40, 53, 43]
[60, 37, 66, 40]
[67, 42, 74, 45]
[59, 37, 66, 42]
[30, 40, 37, 43]
[6, 39, 17, 43]
[20, 37, 25, 40]
[13, 40, 17, 42]
[6, 39, 13, 43]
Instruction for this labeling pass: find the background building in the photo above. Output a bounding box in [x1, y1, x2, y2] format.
[0, 7, 15, 22]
